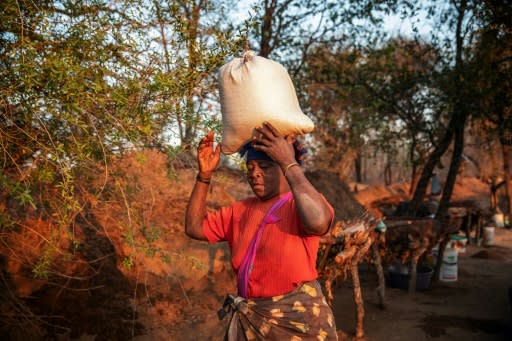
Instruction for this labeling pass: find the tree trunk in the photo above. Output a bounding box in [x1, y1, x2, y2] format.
[409, 0, 468, 216]
[436, 117, 466, 221]
[183, 2, 202, 147]
[409, 139, 417, 195]
[408, 126, 454, 216]
[384, 161, 392, 186]
[410, 165, 417, 195]
[259, 0, 275, 58]
[355, 154, 362, 183]
[500, 134, 512, 226]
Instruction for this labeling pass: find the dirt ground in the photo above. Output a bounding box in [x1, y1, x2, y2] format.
[332, 228, 512, 341]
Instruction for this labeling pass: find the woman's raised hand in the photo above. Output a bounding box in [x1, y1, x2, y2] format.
[197, 131, 221, 179]
[253, 122, 296, 168]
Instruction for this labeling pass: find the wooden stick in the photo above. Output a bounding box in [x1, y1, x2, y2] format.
[351, 264, 365, 339]
[335, 246, 357, 264]
[372, 241, 386, 308]
[318, 242, 333, 272]
[351, 236, 373, 339]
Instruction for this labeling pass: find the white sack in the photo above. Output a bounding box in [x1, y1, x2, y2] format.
[218, 51, 314, 154]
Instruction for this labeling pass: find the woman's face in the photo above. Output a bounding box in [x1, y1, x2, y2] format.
[246, 159, 283, 200]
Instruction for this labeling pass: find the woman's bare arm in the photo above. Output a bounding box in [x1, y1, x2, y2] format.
[184, 131, 221, 240]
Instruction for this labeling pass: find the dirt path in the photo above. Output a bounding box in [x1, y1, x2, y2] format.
[332, 228, 512, 341]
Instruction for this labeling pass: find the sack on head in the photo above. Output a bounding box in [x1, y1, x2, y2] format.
[218, 51, 314, 155]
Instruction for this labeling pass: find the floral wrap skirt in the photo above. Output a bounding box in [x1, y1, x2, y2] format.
[219, 280, 338, 341]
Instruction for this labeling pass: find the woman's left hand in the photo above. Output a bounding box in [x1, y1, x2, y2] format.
[252, 122, 296, 169]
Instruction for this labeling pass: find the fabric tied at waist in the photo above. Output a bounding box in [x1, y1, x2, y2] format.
[217, 294, 248, 321]
[218, 281, 338, 341]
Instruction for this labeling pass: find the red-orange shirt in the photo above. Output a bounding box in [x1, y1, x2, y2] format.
[202, 192, 334, 298]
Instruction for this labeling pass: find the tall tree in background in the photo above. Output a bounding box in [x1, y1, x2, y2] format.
[471, 0, 512, 222]
[149, 0, 242, 148]
[302, 46, 364, 178]
[255, 0, 340, 76]
[0, 0, 243, 286]
[303, 38, 440, 184]
[247, 0, 404, 182]
[400, 0, 490, 218]
[355, 38, 441, 189]
[249, 0, 390, 76]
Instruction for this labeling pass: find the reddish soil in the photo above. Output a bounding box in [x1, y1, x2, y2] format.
[1, 151, 511, 341]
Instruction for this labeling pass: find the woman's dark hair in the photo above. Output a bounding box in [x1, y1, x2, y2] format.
[292, 139, 307, 165]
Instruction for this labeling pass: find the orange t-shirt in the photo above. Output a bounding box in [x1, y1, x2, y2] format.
[202, 192, 333, 298]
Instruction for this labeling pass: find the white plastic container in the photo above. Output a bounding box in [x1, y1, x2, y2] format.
[450, 234, 468, 253]
[439, 247, 458, 282]
[483, 226, 495, 246]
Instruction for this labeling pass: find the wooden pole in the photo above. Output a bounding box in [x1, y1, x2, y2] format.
[372, 241, 386, 308]
[351, 264, 365, 340]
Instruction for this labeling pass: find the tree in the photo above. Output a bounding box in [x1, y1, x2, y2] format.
[1, 0, 147, 223]
[303, 38, 440, 184]
[1, 0, 246, 335]
[398, 0, 494, 218]
[0, 0, 245, 294]
[248, 0, 393, 77]
[471, 0, 512, 222]
[148, 0, 243, 148]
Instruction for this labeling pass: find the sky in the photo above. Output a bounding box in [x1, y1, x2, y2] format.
[234, 0, 433, 40]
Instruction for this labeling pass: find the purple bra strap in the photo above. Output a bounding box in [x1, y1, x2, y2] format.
[237, 192, 292, 299]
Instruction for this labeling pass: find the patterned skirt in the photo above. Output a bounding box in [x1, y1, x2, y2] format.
[220, 280, 338, 341]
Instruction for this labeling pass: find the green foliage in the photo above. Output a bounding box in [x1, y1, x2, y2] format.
[303, 38, 441, 178]
[121, 256, 134, 270]
[14, 186, 36, 209]
[0, 171, 36, 209]
[32, 244, 55, 279]
[0, 0, 245, 283]
[0, 212, 15, 230]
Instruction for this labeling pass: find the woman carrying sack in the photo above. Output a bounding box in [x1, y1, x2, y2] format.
[185, 122, 338, 341]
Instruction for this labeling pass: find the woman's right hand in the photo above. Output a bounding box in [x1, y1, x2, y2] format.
[197, 131, 221, 179]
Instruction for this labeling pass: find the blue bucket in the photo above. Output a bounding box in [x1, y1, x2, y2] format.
[387, 264, 433, 291]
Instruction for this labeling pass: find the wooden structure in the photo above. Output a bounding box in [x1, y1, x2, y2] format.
[380, 217, 445, 292]
[317, 217, 382, 340]
[305, 171, 489, 338]
[306, 170, 381, 340]
[447, 201, 491, 245]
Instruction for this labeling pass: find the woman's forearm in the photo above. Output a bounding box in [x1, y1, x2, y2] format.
[185, 177, 210, 240]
